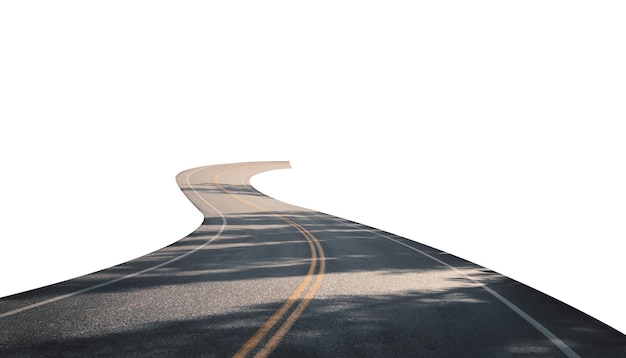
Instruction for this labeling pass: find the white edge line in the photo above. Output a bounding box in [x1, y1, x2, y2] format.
[323, 216, 580, 358]
[0, 166, 226, 319]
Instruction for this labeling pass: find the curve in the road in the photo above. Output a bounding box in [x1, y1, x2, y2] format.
[0, 165, 229, 320]
[215, 166, 326, 358]
[0, 162, 324, 357]
[1, 161, 624, 358]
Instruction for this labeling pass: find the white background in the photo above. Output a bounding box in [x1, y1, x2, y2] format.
[1, 2, 624, 334]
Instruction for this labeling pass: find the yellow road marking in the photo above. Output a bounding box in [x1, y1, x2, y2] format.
[209, 167, 325, 358]
[254, 220, 326, 358]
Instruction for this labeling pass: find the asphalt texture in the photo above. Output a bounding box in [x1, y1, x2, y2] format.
[1, 161, 624, 357]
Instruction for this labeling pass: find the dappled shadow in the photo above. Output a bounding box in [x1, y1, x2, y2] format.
[180, 182, 266, 197]
[3, 284, 625, 357]
[2, 197, 625, 356]
[0, 210, 478, 304]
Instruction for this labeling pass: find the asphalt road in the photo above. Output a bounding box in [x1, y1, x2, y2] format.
[1, 161, 624, 357]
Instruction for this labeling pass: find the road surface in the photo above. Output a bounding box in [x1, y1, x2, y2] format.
[1, 161, 624, 357]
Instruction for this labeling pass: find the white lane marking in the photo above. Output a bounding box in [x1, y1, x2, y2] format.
[322, 215, 580, 358]
[0, 166, 227, 319]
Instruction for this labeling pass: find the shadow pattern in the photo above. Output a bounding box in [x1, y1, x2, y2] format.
[1, 181, 625, 357]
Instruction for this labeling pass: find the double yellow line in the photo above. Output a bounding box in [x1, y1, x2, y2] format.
[212, 169, 325, 358]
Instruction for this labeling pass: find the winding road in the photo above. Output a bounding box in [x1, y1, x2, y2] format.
[1, 161, 624, 357]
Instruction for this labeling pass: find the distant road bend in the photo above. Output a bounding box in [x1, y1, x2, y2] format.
[1, 161, 624, 357]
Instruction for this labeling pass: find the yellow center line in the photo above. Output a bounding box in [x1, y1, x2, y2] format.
[208, 167, 325, 358]
[254, 220, 326, 358]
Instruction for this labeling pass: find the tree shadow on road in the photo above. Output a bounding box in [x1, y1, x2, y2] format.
[1, 192, 625, 357]
[3, 283, 625, 357]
